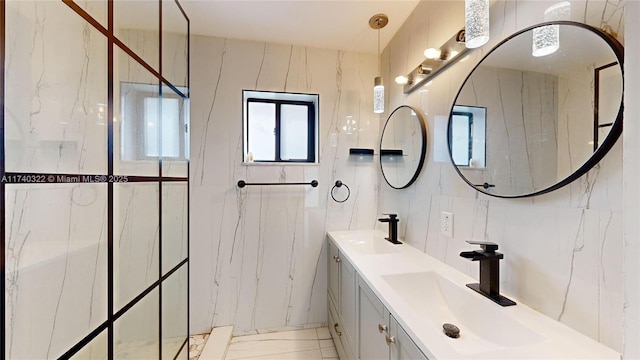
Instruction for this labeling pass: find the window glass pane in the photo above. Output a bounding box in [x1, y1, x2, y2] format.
[144, 97, 180, 157]
[248, 102, 276, 161]
[280, 104, 309, 160]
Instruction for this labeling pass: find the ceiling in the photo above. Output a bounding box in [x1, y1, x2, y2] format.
[179, 0, 420, 54]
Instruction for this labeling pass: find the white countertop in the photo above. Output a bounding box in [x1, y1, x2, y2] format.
[327, 230, 620, 360]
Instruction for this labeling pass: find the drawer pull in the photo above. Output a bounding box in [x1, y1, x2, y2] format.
[334, 323, 342, 336]
[385, 335, 396, 346]
[378, 323, 388, 333]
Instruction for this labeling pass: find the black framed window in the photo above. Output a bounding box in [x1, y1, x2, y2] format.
[243, 90, 319, 163]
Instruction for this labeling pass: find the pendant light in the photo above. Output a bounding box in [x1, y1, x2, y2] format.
[370, 14, 388, 114]
[532, 2, 570, 57]
[465, 0, 490, 49]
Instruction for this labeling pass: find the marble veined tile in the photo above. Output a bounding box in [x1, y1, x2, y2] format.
[225, 339, 319, 359]
[231, 349, 324, 360]
[316, 327, 331, 340]
[230, 328, 318, 342]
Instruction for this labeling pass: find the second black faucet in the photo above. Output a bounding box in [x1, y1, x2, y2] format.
[378, 214, 401, 244]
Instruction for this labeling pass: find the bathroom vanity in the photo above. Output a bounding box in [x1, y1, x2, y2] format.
[327, 230, 620, 359]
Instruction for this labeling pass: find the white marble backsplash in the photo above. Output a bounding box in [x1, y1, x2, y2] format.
[189, 36, 380, 335]
[379, 0, 624, 352]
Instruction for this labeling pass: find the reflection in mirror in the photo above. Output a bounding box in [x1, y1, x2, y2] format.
[380, 106, 427, 189]
[449, 21, 623, 198]
[450, 106, 486, 168]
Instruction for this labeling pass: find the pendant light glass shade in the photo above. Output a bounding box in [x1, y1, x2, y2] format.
[374, 76, 384, 114]
[532, 2, 570, 57]
[465, 0, 490, 49]
[370, 14, 387, 114]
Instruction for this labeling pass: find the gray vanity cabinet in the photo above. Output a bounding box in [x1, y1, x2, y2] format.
[328, 239, 357, 360]
[357, 275, 429, 360]
[389, 315, 429, 360]
[358, 275, 390, 359]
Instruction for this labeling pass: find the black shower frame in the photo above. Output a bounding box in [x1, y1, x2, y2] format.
[0, 0, 191, 359]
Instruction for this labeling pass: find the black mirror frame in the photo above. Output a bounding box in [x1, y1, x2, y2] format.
[448, 21, 624, 198]
[380, 105, 428, 189]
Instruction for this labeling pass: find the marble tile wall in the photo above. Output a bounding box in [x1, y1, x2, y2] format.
[189, 37, 380, 335]
[623, 1, 640, 357]
[379, 0, 625, 352]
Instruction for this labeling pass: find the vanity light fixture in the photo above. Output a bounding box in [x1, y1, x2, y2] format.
[394, 75, 409, 85]
[465, 0, 490, 49]
[370, 13, 388, 114]
[532, 2, 570, 57]
[423, 47, 442, 60]
[400, 29, 469, 94]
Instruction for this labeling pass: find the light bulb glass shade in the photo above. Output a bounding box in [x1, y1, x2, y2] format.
[374, 77, 384, 114]
[532, 24, 559, 57]
[465, 0, 490, 49]
[424, 47, 442, 59]
[532, 2, 570, 57]
[395, 75, 408, 85]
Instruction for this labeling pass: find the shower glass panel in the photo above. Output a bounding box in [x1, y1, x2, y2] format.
[162, 84, 189, 178]
[162, 0, 189, 89]
[73, 0, 108, 29]
[162, 183, 188, 275]
[5, 184, 108, 359]
[4, 0, 108, 175]
[115, 47, 160, 177]
[162, 264, 189, 359]
[3, 1, 189, 358]
[114, 0, 160, 72]
[114, 183, 160, 311]
[114, 289, 160, 359]
[70, 330, 108, 360]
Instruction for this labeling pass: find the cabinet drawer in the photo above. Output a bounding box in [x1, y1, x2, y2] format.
[328, 298, 354, 360]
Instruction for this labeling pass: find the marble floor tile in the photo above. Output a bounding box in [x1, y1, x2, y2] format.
[316, 327, 331, 340]
[224, 328, 338, 360]
[225, 339, 319, 359]
[319, 339, 335, 349]
[230, 328, 319, 343]
[320, 346, 339, 358]
[236, 349, 324, 360]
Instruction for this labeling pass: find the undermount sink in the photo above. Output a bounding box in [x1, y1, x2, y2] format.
[344, 235, 399, 255]
[381, 271, 547, 355]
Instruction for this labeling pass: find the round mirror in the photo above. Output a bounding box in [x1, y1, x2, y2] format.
[380, 105, 427, 189]
[449, 21, 623, 198]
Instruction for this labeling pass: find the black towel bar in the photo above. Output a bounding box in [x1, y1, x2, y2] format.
[237, 180, 318, 188]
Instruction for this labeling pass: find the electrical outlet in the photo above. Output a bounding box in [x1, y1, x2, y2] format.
[441, 212, 453, 237]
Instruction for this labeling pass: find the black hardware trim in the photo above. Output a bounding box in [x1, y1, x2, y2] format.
[349, 148, 374, 155]
[331, 180, 350, 203]
[473, 183, 495, 189]
[237, 180, 318, 188]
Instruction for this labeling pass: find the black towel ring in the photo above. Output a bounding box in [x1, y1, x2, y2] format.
[331, 180, 350, 203]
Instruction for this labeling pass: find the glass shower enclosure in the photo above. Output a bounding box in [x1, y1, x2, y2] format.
[2, 0, 190, 358]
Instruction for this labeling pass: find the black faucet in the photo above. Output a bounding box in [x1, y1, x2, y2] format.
[460, 240, 516, 306]
[378, 214, 401, 244]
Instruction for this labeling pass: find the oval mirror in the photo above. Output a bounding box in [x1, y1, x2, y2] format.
[449, 21, 623, 198]
[380, 105, 427, 189]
